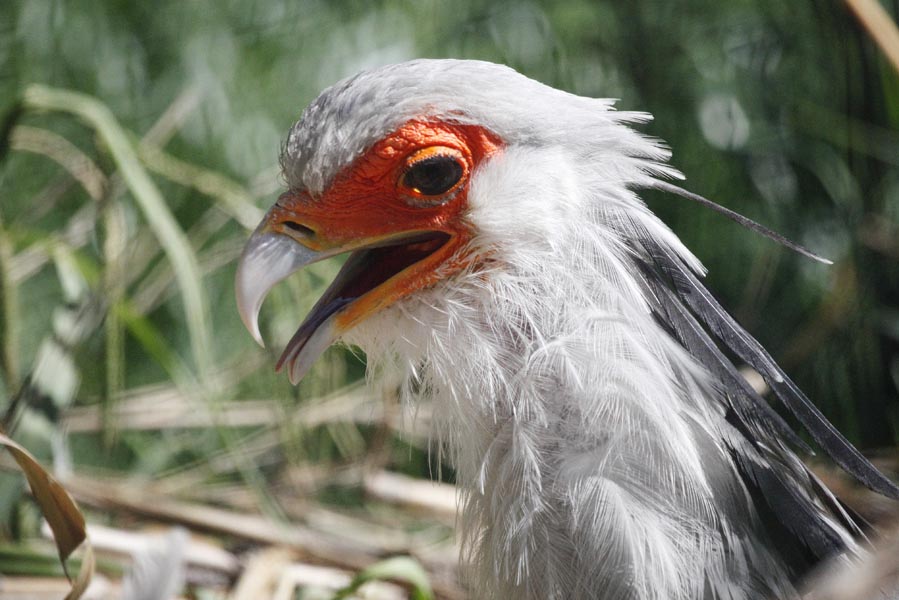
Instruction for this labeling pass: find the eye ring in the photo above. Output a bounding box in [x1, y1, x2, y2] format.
[400, 147, 467, 199]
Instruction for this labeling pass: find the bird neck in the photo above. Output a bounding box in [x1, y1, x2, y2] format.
[348, 193, 738, 598]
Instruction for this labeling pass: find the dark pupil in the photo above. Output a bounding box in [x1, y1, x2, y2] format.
[404, 156, 463, 196]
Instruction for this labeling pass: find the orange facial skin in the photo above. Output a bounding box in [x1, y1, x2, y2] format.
[265, 120, 503, 331]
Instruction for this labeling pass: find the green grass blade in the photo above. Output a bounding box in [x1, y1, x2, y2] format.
[332, 556, 434, 600]
[22, 85, 213, 380]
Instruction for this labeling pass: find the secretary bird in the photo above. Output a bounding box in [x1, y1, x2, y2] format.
[235, 59, 899, 599]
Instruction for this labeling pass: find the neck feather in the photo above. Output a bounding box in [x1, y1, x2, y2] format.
[342, 150, 792, 599]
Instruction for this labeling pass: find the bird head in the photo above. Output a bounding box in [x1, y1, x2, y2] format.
[236, 59, 676, 383]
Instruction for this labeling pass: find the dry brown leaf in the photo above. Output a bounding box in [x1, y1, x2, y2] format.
[64, 544, 95, 600]
[0, 432, 93, 598]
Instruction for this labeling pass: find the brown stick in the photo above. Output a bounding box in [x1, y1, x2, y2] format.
[61, 474, 467, 599]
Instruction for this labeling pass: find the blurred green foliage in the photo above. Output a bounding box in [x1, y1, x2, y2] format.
[0, 0, 898, 560]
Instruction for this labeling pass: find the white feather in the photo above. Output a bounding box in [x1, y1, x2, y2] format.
[283, 59, 854, 600]
[340, 145, 790, 598]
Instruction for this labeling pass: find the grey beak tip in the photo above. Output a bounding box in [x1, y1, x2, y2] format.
[235, 229, 323, 349]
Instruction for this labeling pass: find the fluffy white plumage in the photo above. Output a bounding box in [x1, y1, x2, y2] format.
[342, 138, 802, 599]
[244, 59, 899, 599]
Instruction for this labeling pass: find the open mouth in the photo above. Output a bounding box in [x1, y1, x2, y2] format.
[274, 231, 451, 378]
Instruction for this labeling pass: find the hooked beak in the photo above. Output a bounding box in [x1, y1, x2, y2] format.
[236, 203, 454, 385]
[235, 210, 340, 384]
[235, 217, 326, 347]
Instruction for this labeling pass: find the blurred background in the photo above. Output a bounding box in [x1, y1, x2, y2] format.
[1, 0, 898, 598]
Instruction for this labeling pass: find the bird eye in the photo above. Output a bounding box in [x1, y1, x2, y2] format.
[402, 153, 464, 196]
